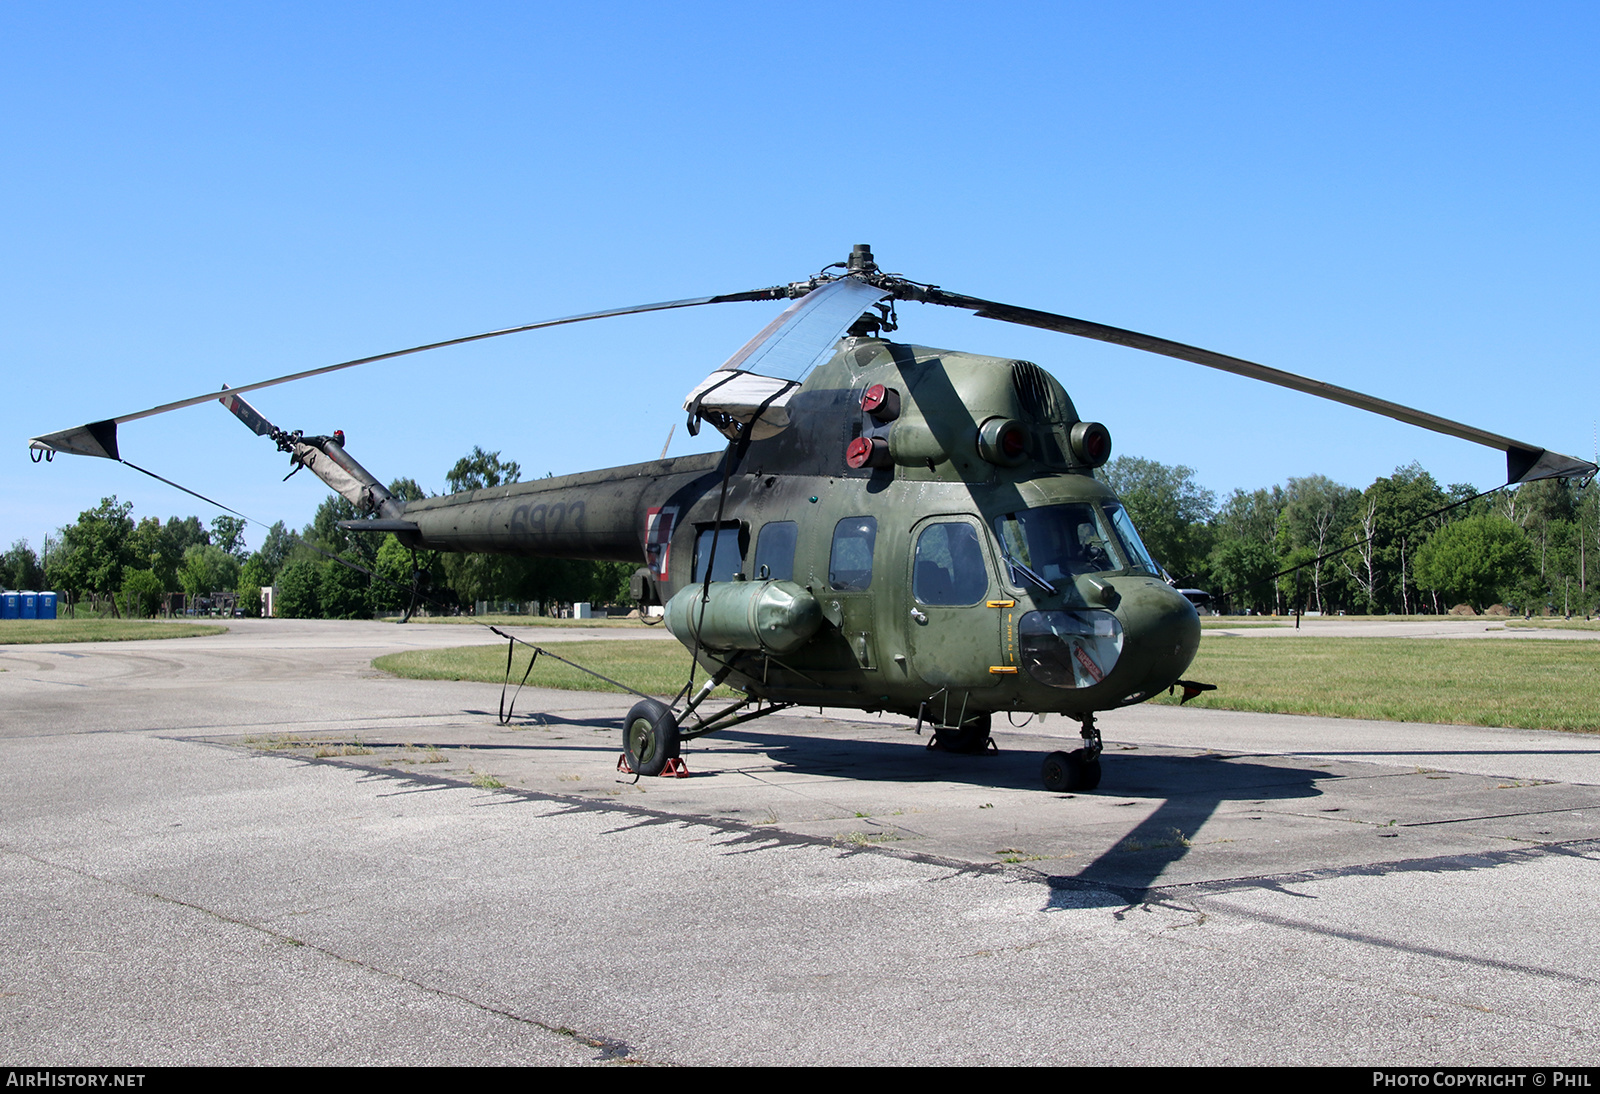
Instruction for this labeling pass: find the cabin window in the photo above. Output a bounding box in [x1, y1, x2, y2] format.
[753, 521, 798, 582]
[828, 517, 877, 591]
[913, 523, 989, 606]
[692, 524, 745, 583]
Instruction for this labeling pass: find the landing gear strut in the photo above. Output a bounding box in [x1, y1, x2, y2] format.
[1041, 713, 1103, 792]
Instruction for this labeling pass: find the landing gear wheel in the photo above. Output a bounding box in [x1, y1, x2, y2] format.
[1042, 748, 1102, 792]
[930, 714, 994, 755]
[623, 698, 680, 777]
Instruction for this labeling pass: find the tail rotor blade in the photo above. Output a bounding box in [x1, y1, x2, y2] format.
[218, 385, 278, 437]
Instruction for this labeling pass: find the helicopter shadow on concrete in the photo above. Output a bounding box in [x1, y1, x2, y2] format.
[1054, 748, 1330, 900]
[704, 724, 1328, 892]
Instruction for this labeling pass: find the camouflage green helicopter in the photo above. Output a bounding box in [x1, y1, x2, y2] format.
[30, 245, 1597, 791]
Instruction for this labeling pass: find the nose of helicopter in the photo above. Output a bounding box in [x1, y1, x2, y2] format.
[1112, 577, 1203, 701]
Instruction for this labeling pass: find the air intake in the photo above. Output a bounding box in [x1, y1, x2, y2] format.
[1011, 361, 1063, 423]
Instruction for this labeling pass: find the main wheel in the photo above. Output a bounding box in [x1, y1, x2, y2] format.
[1042, 748, 1102, 792]
[623, 699, 680, 776]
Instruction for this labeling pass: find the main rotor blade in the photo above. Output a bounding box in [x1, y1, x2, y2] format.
[914, 286, 1597, 485]
[29, 287, 785, 460]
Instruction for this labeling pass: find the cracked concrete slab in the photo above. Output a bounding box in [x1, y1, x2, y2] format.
[4, 619, 1599, 1065]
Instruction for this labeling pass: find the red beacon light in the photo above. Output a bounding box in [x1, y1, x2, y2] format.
[860, 384, 900, 422]
[845, 436, 891, 469]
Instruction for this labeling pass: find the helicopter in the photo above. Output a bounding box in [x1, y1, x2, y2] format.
[29, 245, 1598, 792]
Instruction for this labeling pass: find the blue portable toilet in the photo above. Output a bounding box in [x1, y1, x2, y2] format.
[0, 592, 16, 620]
[20, 592, 38, 619]
[38, 592, 57, 619]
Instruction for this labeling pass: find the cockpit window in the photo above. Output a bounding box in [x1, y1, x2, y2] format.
[993, 502, 1159, 583]
[1105, 502, 1160, 576]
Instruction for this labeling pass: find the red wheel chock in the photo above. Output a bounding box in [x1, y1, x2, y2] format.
[616, 754, 691, 777]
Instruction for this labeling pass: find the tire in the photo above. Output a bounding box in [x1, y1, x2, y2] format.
[1042, 748, 1102, 792]
[623, 699, 680, 777]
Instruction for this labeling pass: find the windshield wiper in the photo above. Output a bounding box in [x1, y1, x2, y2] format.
[1003, 555, 1057, 596]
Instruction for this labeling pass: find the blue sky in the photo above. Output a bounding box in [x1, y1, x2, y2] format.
[6, 2, 1598, 553]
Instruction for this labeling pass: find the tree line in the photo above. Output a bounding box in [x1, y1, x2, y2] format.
[12, 449, 1593, 619]
[1102, 457, 1597, 615]
[8, 446, 633, 619]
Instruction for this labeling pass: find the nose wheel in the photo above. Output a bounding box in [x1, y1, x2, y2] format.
[1042, 713, 1103, 792]
[1041, 749, 1101, 792]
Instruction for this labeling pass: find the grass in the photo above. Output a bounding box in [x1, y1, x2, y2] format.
[374, 631, 1600, 734]
[391, 613, 655, 629]
[1151, 635, 1600, 731]
[373, 639, 735, 697]
[1506, 618, 1600, 632]
[0, 619, 228, 644]
[834, 830, 901, 846]
[240, 732, 371, 756]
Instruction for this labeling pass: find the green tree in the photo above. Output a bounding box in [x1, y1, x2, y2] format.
[441, 550, 502, 607]
[1100, 456, 1215, 582]
[438, 447, 525, 607]
[236, 580, 263, 619]
[318, 560, 371, 619]
[1414, 514, 1533, 610]
[258, 521, 295, 575]
[178, 544, 240, 599]
[589, 561, 634, 606]
[121, 569, 165, 617]
[209, 515, 248, 559]
[1, 539, 45, 590]
[1209, 487, 1285, 611]
[50, 497, 136, 615]
[239, 554, 273, 592]
[373, 535, 421, 613]
[1276, 475, 1360, 613]
[1366, 464, 1447, 614]
[447, 447, 520, 492]
[1210, 538, 1279, 614]
[275, 559, 322, 618]
[387, 477, 428, 503]
[158, 517, 211, 582]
